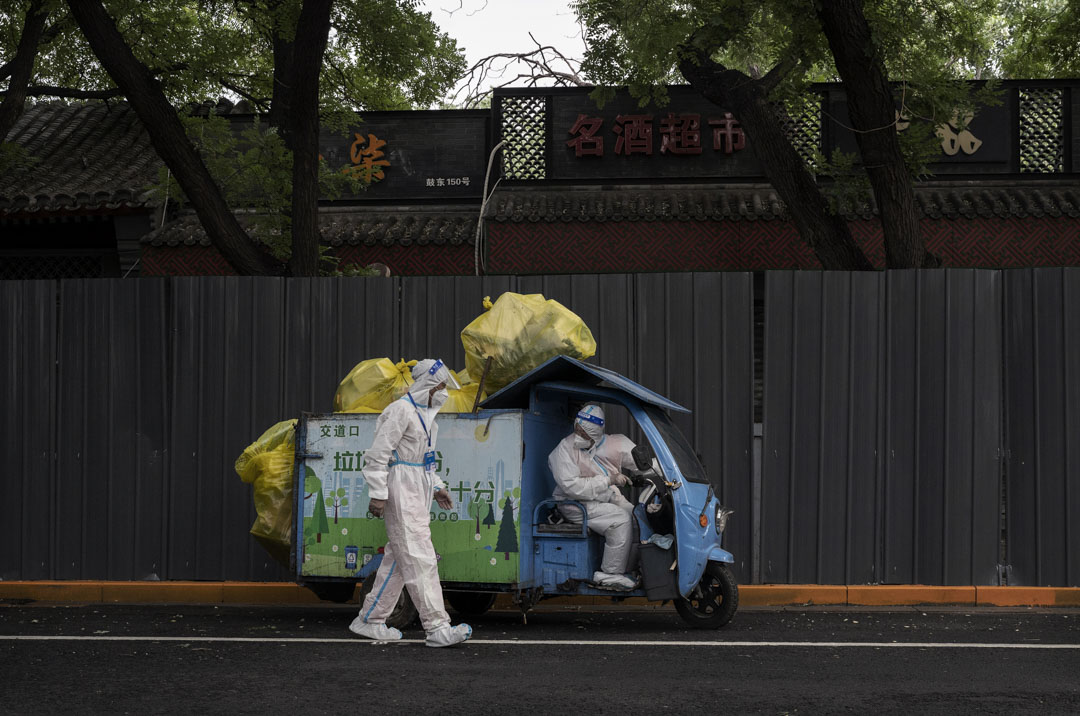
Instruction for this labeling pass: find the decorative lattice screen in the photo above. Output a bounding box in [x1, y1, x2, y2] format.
[1019, 88, 1065, 174]
[499, 95, 547, 180]
[778, 93, 823, 170]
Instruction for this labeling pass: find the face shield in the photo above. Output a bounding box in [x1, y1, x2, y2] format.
[574, 403, 605, 444]
[409, 358, 461, 398]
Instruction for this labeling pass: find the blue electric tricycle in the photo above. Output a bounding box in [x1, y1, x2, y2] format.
[292, 356, 738, 629]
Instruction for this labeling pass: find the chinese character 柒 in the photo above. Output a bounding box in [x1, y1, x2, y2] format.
[660, 113, 702, 155]
[709, 113, 746, 154]
[566, 114, 604, 157]
[343, 132, 390, 183]
[613, 114, 654, 155]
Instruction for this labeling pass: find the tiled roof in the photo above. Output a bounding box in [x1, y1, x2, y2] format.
[485, 183, 1080, 222]
[0, 102, 160, 215]
[141, 209, 479, 247]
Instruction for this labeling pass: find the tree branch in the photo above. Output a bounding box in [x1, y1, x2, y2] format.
[217, 78, 270, 111]
[0, 0, 49, 141]
[66, 0, 282, 275]
[0, 13, 71, 84]
[453, 32, 585, 107]
[760, 55, 798, 94]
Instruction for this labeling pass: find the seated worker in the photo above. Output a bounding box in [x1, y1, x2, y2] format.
[547, 403, 638, 590]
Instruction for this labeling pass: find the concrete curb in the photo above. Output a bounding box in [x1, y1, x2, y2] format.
[2, 582, 1079, 607]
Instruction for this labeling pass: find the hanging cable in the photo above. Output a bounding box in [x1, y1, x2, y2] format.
[475, 140, 505, 276]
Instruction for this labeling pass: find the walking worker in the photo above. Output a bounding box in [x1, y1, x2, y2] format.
[349, 358, 473, 647]
[547, 403, 639, 590]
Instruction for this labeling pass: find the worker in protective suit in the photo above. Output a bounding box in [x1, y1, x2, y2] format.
[349, 358, 473, 647]
[547, 403, 638, 590]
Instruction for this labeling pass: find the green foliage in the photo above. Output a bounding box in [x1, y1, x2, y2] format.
[150, 112, 363, 262]
[1, 1, 465, 112]
[0, 141, 37, 176]
[572, 0, 1026, 183]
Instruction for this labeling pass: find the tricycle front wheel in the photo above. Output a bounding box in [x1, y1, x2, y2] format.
[674, 562, 738, 629]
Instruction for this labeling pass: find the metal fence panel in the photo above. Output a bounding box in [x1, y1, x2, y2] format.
[0, 274, 753, 584]
[764, 270, 1001, 586]
[883, 271, 1002, 586]
[762, 273, 885, 584]
[0, 281, 56, 581]
[1005, 268, 1080, 586]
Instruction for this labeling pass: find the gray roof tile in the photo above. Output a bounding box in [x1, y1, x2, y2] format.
[1, 102, 159, 214]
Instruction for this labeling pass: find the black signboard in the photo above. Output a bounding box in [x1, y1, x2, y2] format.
[548, 86, 763, 181]
[825, 89, 1015, 175]
[316, 110, 489, 200]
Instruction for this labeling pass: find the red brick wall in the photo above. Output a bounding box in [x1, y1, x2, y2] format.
[487, 216, 1080, 272]
[141, 216, 1080, 275]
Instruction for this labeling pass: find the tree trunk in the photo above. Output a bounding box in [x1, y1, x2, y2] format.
[284, 0, 333, 277]
[816, 0, 930, 268]
[680, 56, 873, 270]
[0, 1, 48, 141]
[66, 0, 283, 276]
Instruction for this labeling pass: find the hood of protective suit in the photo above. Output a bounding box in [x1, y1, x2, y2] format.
[574, 404, 605, 447]
[407, 358, 461, 409]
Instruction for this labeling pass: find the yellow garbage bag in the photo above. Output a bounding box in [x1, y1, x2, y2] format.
[440, 369, 485, 413]
[460, 292, 597, 394]
[235, 419, 297, 563]
[334, 358, 415, 413]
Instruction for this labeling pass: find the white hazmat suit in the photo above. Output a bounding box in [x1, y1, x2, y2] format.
[349, 359, 472, 647]
[547, 404, 638, 589]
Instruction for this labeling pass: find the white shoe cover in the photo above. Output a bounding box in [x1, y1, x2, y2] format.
[592, 570, 636, 591]
[349, 616, 403, 641]
[425, 623, 472, 648]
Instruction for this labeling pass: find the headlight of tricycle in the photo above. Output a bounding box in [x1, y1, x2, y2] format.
[715, 506, 733, 535]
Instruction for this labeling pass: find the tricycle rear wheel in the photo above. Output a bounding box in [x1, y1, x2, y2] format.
[357, 573, 419, 629]
[674, 562, 738, 629]
[445, 591, 497, 617]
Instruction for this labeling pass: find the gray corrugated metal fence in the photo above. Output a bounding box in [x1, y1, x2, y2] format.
[762, 271, 1003, 586]
[1004, 268, 1080, 587]
[4, 270, 1077, 586]
[0, 274, 754, 583]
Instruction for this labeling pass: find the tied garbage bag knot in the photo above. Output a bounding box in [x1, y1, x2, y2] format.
[460, 292, 596, 395]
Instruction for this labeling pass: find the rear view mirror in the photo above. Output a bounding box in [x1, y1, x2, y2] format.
[632, 443, 655, 472]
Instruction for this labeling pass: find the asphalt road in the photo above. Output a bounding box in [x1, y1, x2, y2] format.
[2, 602, 1079, 715]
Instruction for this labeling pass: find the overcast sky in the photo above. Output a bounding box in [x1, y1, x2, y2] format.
[417, 0, 585, 103]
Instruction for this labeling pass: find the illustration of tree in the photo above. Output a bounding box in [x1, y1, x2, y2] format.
[467, 497, 489, 538]
[495, 495, 518, 561]
[328, 486, 348, 524]
[312, 488, 329, 544]
[483, 502, 496, 530]
[304, 467, 321, 500]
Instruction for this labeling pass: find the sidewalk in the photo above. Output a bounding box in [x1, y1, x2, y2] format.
[2, 581, 1079, 607]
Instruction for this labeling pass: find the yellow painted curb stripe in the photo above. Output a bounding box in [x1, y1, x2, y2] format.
[1, 582, 1078, 607]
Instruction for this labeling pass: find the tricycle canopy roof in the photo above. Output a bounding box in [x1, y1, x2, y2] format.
[479, 356, 690, 414]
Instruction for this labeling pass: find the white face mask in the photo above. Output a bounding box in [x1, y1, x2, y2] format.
[573, 434, 593, 450]
[429, 388, 449, 409]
